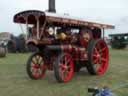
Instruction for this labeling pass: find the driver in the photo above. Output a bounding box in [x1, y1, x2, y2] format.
[56, 28, 67, 40]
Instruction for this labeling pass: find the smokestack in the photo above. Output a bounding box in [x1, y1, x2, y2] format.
[48, 0, 56, 13]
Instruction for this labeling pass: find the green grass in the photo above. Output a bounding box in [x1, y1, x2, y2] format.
[0, 49, 128, 96]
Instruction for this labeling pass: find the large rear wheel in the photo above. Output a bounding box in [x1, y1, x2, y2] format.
[86, 39, 109, 75]
[26, 52, 47, 80]
[54, 53, 74, 83]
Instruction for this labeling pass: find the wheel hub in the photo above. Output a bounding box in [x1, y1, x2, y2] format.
[34, 64, 40, 69]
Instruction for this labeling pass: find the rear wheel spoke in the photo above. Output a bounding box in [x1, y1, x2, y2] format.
[93, 59, 98, 64]
[93, 54, 98, 58]
[97, 63, 101, 69]
[101, 58, 107, 62]
[99, 47, 106, 53]
[65, 59, 70, 66]
[98, 67, 103, 73]
[94, 48, 99, 54]
[96, 43, 101, 51]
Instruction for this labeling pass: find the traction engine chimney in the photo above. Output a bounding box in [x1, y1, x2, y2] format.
[48, 0, 56, 13]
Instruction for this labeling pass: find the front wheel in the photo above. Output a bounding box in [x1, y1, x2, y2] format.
[86, 39, 109, 75]
[54, 53, 74, 83]
[26, 52, 47, 80]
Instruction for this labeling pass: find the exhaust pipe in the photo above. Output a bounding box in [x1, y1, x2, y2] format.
[48, 0, 56, 13]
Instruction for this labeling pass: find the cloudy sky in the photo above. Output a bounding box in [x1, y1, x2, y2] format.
[0, 0, 128, 36]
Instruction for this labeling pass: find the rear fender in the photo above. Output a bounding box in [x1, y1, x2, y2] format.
[26, 39, 38, 45]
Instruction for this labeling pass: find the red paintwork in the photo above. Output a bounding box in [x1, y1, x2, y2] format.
[61, 45, 87, 61]
[13, 10, 114, 83]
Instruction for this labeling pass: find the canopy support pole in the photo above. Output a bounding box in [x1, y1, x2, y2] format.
[26, 17, 28, 40]
[103, 28, 105, 39]
[39, 20, 47, 39]
[36, 17, 40, 40]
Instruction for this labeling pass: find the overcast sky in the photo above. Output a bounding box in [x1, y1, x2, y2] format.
[0, 0, 128, 36]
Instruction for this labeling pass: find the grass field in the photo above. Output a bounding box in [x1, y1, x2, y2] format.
[0, 49, 128, 96]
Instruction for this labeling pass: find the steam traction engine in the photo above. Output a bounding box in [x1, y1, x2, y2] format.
[13, 10, 114, 83]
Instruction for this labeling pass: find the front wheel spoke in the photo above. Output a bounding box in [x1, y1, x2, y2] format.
[35, 69, 40, 76]
[35, 69, 39, 74]
[36, 55, 40, 61]
[31, 61, 35, 67]
[38, 56, 42, 64]
[39, 64, 43, 68]
[36, 56, 39, 64]
[32, 68, 37, 75]
[36, 69, 41, 76]
[40, 62, 45, 68]
[38, 57, 43, 64]
[32, 58, 37, 64]
[38, 68, 42, 75]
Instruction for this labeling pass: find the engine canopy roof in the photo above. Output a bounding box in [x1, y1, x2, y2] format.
[14, 10, 115, 29]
